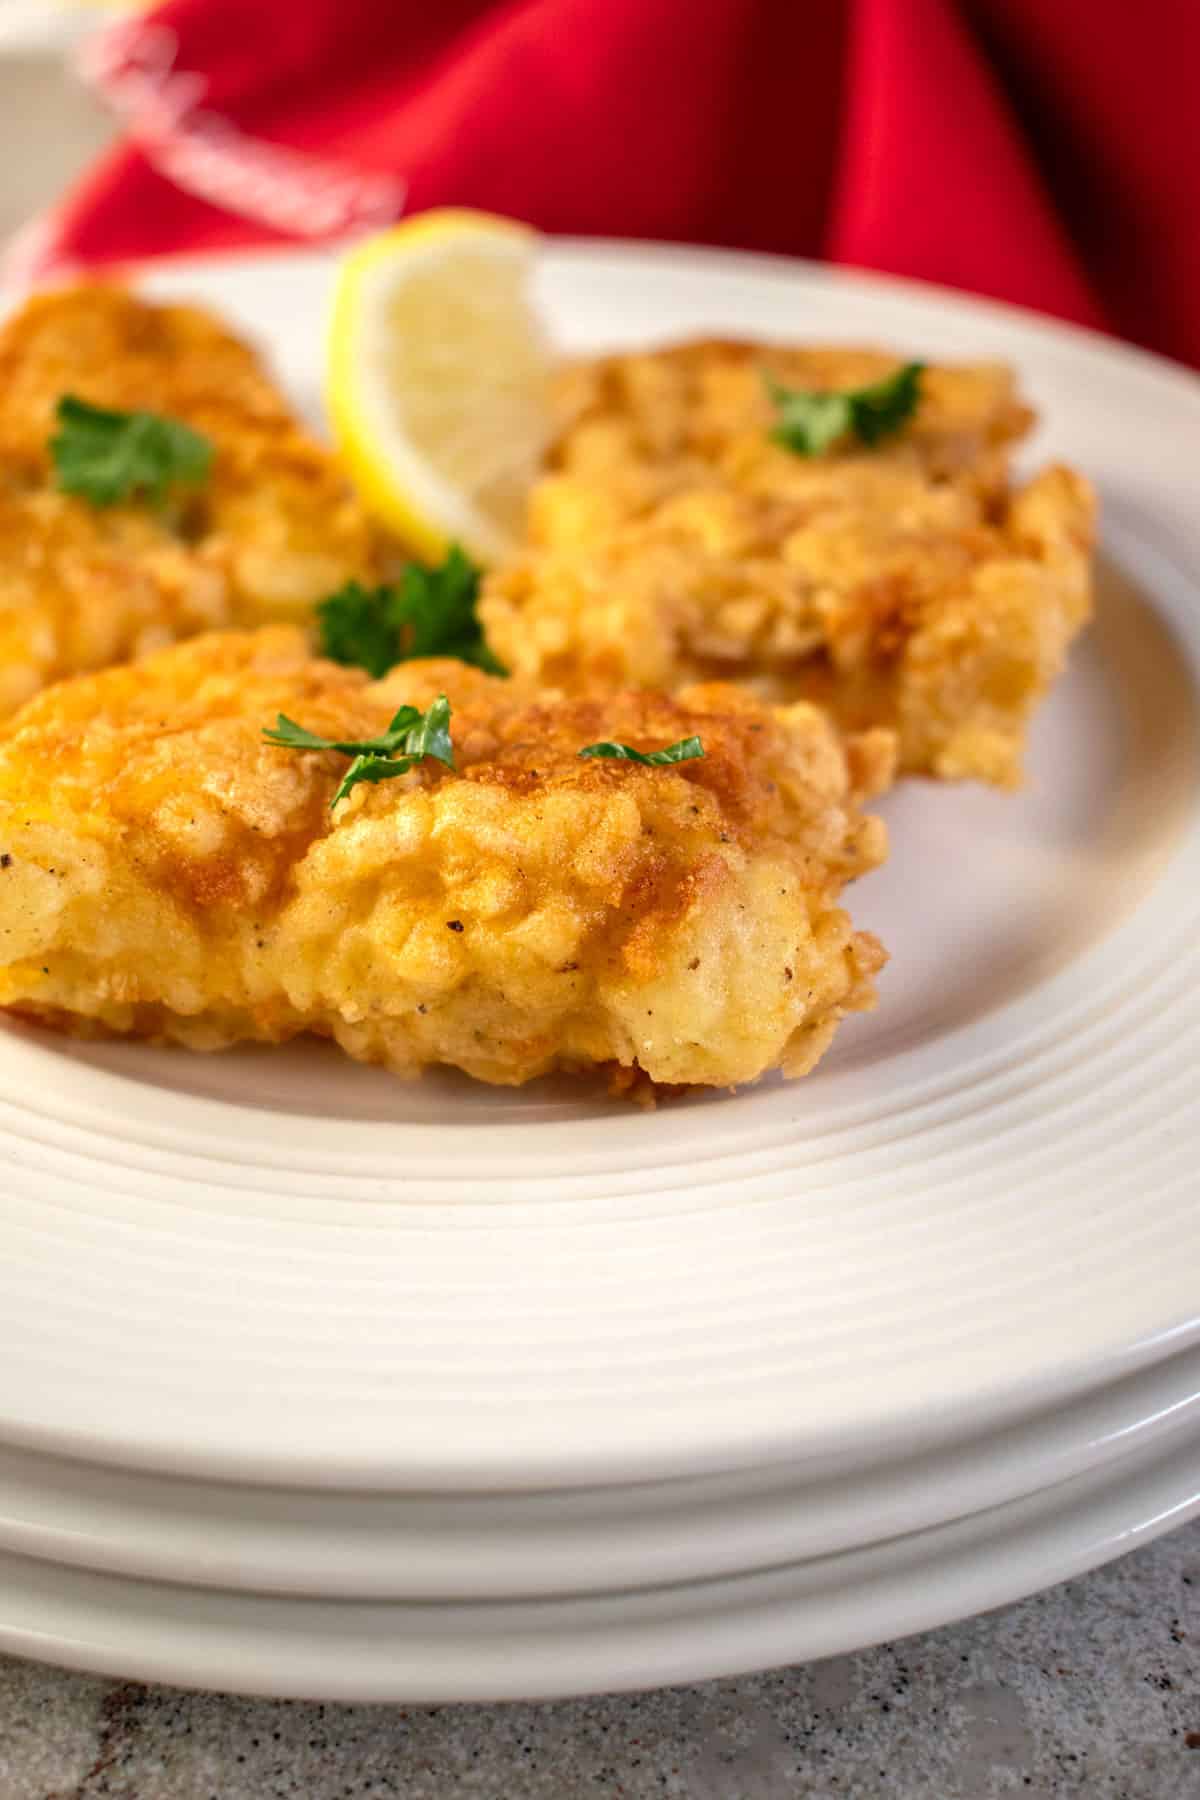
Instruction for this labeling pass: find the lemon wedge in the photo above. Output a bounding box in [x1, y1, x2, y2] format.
[325, 210, 551, 565]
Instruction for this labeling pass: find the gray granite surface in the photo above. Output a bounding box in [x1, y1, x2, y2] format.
[0, 1521, 1196, 1799]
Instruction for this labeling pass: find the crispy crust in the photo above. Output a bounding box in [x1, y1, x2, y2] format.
[549, 338, 1034, 496]
[0, 628, 892, 1093]
[0, 285, 379, 715]
[481, 339, 1095, 785]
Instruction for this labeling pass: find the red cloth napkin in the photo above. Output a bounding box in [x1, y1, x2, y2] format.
[11, 0, 1200, 367]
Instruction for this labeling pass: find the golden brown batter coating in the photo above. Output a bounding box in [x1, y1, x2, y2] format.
[0, 285, 378, 715]
[0, 628, 892, 1094]
[482, 340, 1095, 785]
[548, 339, 1033, 506]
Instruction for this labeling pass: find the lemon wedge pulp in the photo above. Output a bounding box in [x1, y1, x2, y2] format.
[326, 210, 551, 565]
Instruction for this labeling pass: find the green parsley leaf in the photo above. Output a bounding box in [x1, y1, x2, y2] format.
[849, 361, 926, 445]
[50, 394, 213, 507]
[263, 696, 454, 807]
[316, 546, 506, 680]
[577, 735, 705, 766]
[315, 582, 406, 682]
[764, 376, 853, 457]
[765, 362, 924, 456]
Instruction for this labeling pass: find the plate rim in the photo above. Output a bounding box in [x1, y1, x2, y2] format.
[29, 231, 1200, 399]
[1, 1327, 1199, 1598]
[0, 1420, 1195, 1701]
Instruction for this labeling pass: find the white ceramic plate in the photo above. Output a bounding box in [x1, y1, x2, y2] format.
[1, 1411, 1197, 1701]
[1, 243, 1199, 1497]
[1, 1330, 1199, 1602]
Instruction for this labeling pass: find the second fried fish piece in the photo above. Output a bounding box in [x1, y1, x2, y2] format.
[482, 340, 1095, 786]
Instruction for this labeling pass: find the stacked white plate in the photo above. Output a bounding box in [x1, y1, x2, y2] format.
[1, 243, 1198, 1701]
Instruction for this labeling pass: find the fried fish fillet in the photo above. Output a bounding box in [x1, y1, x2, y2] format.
[547, 340, 1035, 510]
[0, 285, 378, 716]
[0, 628, 893, 1093]
[481, 340, 1096, 786]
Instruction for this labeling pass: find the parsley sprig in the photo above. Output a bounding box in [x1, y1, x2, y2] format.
[263, 697, 453, 807]
[317, 546, 504, 680]
[764, 362, 924, 457]
[578, 736, 705, 766]
[265, 699, 706, 807]
[50, 394, 214, 507]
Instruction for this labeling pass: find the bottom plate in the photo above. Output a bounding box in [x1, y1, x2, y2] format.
[2, 1416, 1197, 1702]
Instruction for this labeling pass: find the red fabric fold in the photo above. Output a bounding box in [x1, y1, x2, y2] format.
[829, 0, 1105, 329]
[10, 0, 1199, 367]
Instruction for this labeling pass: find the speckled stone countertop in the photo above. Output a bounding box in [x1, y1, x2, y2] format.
[0, 1522, 1196, 1800]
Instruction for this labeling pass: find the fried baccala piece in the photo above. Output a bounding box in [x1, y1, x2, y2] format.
[0, 628, 893, 1094]
[481, 340, 1095, 786]
[0, 285, 378, 715]
[548, 340, 1035, 513]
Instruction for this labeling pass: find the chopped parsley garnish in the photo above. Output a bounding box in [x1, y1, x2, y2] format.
[317, 546, 505, 680]
[263, 696, 453, 807]
[50, 394, 213, 507]
[764, 361, 924, 456]
[577, 736, 705, 766]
